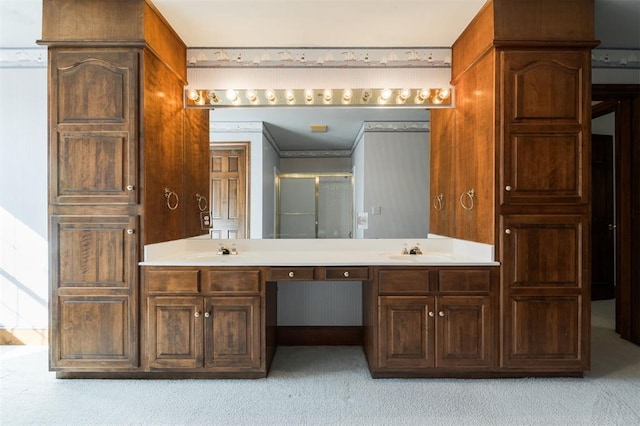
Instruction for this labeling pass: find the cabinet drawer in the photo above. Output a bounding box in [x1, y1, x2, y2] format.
[324, 267, 369, 280]
[204, 269, 261, 294]
[145, 269, 200, 293]
[268, 267, 315, 281]
[378, 269, 431, 295]
[438, 270, 491, 293]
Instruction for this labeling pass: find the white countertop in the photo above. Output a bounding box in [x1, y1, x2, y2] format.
[140, 236, 498, 267]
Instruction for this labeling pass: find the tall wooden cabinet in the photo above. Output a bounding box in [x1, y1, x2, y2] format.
[430, 0, 596, 374]
[40, 0, 209, 375]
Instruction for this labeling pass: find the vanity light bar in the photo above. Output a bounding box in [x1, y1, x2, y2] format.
[184, 88, 453, 108]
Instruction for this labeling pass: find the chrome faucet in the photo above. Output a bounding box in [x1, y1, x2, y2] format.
[402, 244, 423, 255]
[217, 244, 238, 255]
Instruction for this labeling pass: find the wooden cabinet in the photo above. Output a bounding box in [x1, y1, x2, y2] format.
[430, 0, 596, 375]
[143, 267, 265, 376]
[42, 0, 209, 376]
[366, 266, 497, 377]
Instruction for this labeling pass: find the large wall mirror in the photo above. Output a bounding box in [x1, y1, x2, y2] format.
[209, 106, 432, 239]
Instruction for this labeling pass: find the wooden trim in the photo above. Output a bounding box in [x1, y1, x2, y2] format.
[591, 84, 640, 345]
[277, 326, 363, 346]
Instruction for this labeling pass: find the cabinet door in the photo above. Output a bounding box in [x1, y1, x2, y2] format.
[500, 50, 590, 206]
[50, 50, 138, 205]
[378, 296, 435, 369]
[435, 296, 493, 368]
[501, 215, 589, 370]
[204, 297, 261, 369]
[146, 297, 203, 369]
[50, 215, 138, 369]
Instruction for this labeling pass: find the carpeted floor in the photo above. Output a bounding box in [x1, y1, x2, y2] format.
[1, 300, 639, 425]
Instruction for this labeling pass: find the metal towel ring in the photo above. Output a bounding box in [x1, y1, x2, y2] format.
[196, 193, 208, 212]
[164, 188, 179, 210]
[432, 193, 444, 211]
[460, 188, 475, 211]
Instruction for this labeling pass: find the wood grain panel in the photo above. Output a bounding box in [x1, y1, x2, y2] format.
[436, 296, 492, 367]
[53, 295, 135, 368]
[204, 297, 261, 369]
[204, 269, 261, 294]
[503, 215, 584, 288]
[58, 59, 127, 122]
[438, 270, 491, 293]
[54, 215, 136, 288]
[506, 295, 582, 366]
[378, 269, 431, 295]
[378, 296, 434, 369]
[145, 269, 200, 294]
[147, 296, 203, 369]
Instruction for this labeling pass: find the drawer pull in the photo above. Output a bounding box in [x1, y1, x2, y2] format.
[194, 311, 201, 318]
[126, 184, 134, 191]
[428, 311, 434, 317]
[438, 311, 445, 317]
[505, 228, 512, 235]
[126, 229, 134, 235]
[204, 312, 210, 318]
[343, 271, 350, 278]
[288, 271, 295, 278]
[505, 185, 512, 191]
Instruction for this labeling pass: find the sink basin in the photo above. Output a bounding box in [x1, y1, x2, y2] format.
[381, 253, 451, 263]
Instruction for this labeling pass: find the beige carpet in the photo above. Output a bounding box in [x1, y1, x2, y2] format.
[1, 300, 639, 425]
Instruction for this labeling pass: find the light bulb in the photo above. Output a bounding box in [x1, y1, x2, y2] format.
[380, 88, 392, 101]
[361, 89, 372, 103]
[187, 89, 199, 101]
[304, 89, 314, 104]
[285, 89, 296, 104]
[265, 89, 277, 103]
[417, 89, 431, 101]
[245, 90, 258, 103]
[438, 88, 451, 100]
[225, 89, 238, 102]
[342, 89, 353, 104]
[323, 89, 333, 103]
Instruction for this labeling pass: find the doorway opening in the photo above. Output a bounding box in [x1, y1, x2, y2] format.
[591, 84, 640, 346]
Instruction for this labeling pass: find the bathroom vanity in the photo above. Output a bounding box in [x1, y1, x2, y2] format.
[139, 237, 500, 378]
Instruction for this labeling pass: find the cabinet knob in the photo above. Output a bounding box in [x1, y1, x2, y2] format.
[204, 312, 210, 318]
[505, 228, 512, 235]
[126, 184, 134, 191]
[438, 311, 445, 317]
[343, 271, 350, 278]
[288, 271, 295, 278]
[505, 185, 512, 192]
[126, 229, 134, 235]
[194, 311, 201, 318]
[428, 311, 435, 317]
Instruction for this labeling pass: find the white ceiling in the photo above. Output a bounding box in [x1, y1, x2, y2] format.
[2, 0, 639, 153]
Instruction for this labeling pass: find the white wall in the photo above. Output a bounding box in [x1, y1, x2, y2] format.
[0, 67, 49, 332]
[360, 131, 430, 238]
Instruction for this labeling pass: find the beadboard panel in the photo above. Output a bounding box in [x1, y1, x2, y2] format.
[277, 281, 363, 326]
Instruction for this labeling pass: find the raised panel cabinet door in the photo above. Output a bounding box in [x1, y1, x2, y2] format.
[435, 296, 493, 368]
[378, 296, 435, 369]
[51, 215, 137, 289]
[146, 297, 204, 369]
[50, 50, 138, 205]
[204, 296, 261, 369]
[501, 215, 589, 370]
[500, 50, 590, 206]
[505, 295, 585, 369]
[52, 295, 136, 369]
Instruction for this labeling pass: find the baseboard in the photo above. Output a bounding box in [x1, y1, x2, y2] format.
[277, 326, 363, 346]
[0, 328, 48, 345]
